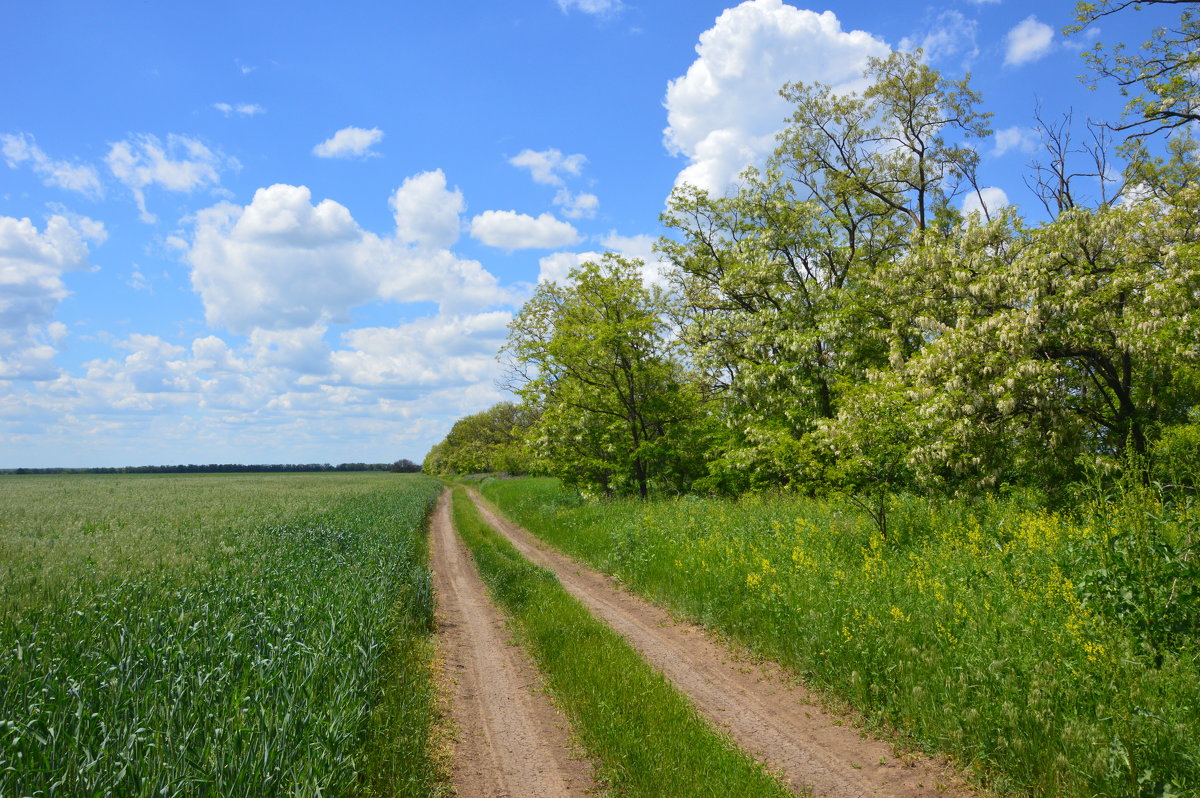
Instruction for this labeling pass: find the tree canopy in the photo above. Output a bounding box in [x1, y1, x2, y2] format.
[499, 254, 707, 498]
[422, 401, 534, 476]
[1070, 0, 1200, 136]
[426, 22, 1200, 506]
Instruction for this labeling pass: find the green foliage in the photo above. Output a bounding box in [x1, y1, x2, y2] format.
[415, 16, 1200, 796]
[1070, 1, 1200, 137]
[485, 477, 1200, 797]
[820, 372, 918, 535]
[501, 254, 707, 498]
[422, 401, 535, 476]
[777, 49, 991, 234]
[659, 51, 990, 490]
[0, 474, 444, 797]
[872, 180, 1200, 493]
[1152, 417, 1200, 490]
[1067, 462, 1200, 661]
[431, 41, 1199, 502]
[448, 488, 791, 797]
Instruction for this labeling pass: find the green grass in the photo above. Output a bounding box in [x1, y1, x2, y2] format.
[0, 472, 424, 611]
[482, 477, 1200, 797]
[0, 473, 445, 797]
[448, 486, 792, 798]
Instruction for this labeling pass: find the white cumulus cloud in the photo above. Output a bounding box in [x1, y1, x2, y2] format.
[333, 311, 511, 391]
[537, 250, 604, 284]
[0, 213, 104, 380]
[0, 303, 519, 466]
[663, 0, 889, 195]
[962, 186, 1010, 219]
[901, 10, 979, 66]
[0, 315, 517, 466]
[993, 126, 1039, 156]
[106, 133, 235, 223]
[109, 334, 195, 395]
[509, 148, 587, 186]
[470, 210, 582, 250]
[2, 133, 103, 197]
[214, 103, 265, 116]
[186, 182, 507, 334]
[537, 232, 671, 288]
[312, 126, 384, 159]
[600, 231, 674, 287]
[249, 326, 332, 376]
[554, 189, 599, 219]
[511, 149, 598, 218]
[390, 169, 464, 249]
[556, 0, 622, 16]
[1005, 16, 1054, 66]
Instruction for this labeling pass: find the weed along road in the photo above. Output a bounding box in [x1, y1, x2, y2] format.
[429, 489, 594, 797]
[466, 489, 975, 798]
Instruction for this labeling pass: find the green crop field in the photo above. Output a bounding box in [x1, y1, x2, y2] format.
[0, 472, 443, 797]
[483, 477, 1200, 797]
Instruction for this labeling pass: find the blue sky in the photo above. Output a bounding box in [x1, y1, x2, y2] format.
[0, 0, 1175, 467]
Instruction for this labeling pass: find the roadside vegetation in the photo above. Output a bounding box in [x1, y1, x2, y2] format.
[425, 8, 1200, 793]
[448, 486, 793, 797]
[427, 3, 1200, 508]
[0, 473, 444, 797]
[484, 476, 1200, 796]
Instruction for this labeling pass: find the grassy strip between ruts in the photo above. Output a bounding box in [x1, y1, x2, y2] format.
[481, 477, 1200, 797]
[447, 485, 793, 798]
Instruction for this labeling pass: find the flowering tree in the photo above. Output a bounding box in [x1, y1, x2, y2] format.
[1070, 0, 1200, 137]
[876, 181, 1200, 490]
[658, 51, 990, 490]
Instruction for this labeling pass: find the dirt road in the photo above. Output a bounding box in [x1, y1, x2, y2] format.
[467, 489, 975, 798]
[429, 490, 594, 797]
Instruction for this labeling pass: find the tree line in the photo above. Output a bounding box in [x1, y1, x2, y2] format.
[426, 2, 1200, 512]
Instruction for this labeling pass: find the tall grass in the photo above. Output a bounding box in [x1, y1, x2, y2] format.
[483, 477, 1200, 797]
[449, 487, 792, 798]
[0, 473, 444, 797]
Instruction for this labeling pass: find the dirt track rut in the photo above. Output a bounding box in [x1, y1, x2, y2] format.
[430, 490, 593, 797]
[467, 488, 975, 798]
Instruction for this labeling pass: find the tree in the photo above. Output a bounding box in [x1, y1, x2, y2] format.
[501, 254, 705, 498]
[776, 50, 990, 235]
[1070, 0, 1200, 137]
[421, 443, 445, 475]
[423, 401, 535, 476]
[884, 180, 1200, 492]
[658, 51, 990, 489]
[819, 371, 918, 536]
[1024, 108, 1129, 217]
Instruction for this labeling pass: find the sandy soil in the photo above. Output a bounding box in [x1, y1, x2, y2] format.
[468, 488, 978, 798]
[429, 490, 594, 797]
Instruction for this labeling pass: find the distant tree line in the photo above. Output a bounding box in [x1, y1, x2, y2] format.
[425, 4, 1200, 509]
[2, 461, 422, 475]
[422, 403, 534, 477]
